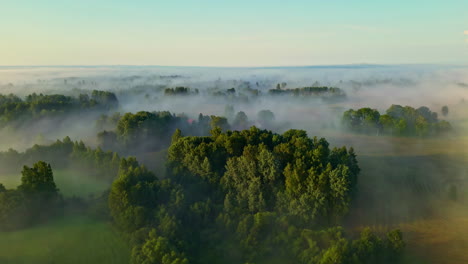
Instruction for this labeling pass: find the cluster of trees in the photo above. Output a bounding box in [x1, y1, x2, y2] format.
[0, 90, 119, 126]
[268, 86, 346, 101]
[108, 127, 405, 264]
[209, 87, 260, 102]
[342, 105, 452, 137]
[164, 87, 199, 96]
[90, 90, 119, 109]
[0, 137, 121, 182]
[96, 108, 282, 154]
[95, 112, 122, 132]
[0, 161, 62, 230]
[97, 111, 230, 153]
[226, 109, 276, 131]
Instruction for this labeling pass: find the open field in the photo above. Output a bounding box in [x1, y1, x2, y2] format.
[342, 132, 468, 264]
[0, 216, 130, 264]
[401, 202, 468, 264]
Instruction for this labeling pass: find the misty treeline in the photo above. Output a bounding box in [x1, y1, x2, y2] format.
[0, 90, 118, 127]
[342, 105, 452, 137]
[268, 86, 346, 101]
[157, 84, 345, 103]
[0, 137, 123, 230]
[0, 87, 409, 263]
[96, 109, 278, 154]
[0, 136, 120, 181]
[97, 111, 226, 154]
[164, 87, 200, 96]
[108, 128, 404, 264]
[207, 85, 346, 102]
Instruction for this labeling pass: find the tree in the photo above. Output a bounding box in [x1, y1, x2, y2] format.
[0, 161, 62, 230]
[210, 116, 230, 131]
[344, 105, 451, 137]
[257, 110, 275, 128]
[18, 161, 58, 199]
[224, 105, 235, 120]
[441, 105, 449, 117]
[233, 111, 249, 130]
[131, 229, 188, 264]
[171, 129, 183, 144]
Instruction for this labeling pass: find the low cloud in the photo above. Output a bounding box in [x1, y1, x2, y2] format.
[464, 30, 468, 35]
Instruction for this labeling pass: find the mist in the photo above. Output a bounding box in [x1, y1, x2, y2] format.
[0, 64, 467, 263]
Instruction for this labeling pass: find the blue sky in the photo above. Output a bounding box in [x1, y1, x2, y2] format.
[1, 0, 467, 66]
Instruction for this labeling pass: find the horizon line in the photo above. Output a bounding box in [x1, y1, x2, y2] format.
[0, 63, 467, 69]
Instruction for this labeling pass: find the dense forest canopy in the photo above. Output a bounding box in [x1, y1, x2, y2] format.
[108, 127, 405, 264]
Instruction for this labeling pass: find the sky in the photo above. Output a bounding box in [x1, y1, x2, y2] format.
[1, 0, 467, 66]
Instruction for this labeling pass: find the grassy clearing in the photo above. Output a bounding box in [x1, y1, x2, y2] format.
[0, 216, 130, 264]
[401, 215, 468, 264]
[0, 169, 110, 197]
[354, 202, 468, 264]
[343, 133, 468, 264]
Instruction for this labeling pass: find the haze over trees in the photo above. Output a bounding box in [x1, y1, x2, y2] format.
[0, 137, 121, 182]
[97, 111, 231, 154]
[268, 86, 346, 101]
[0, 90, 118, 127]
[441, 105, 449, 117]
[0, 65, 465, 263]
[342, 105, 452, 137]
[108, 127, 405, 264]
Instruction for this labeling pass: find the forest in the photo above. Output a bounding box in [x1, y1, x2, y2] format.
[0, 65, 466, 264]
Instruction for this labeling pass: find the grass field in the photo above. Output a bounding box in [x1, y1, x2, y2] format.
[0, 169, 110, 197]
[0, 216, 130, 264]
[401, 204, 468, 264]
[342, 132, 468, 264]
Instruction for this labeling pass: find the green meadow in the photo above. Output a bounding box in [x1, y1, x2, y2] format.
[0, 216, 130, 264]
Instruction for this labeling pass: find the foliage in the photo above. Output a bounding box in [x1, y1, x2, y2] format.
[0, 161, 62, 230]
[99, 111, 229, 153]
[0, 91, 118, 126]
[441, 105, 449, 117]
[342, 105, 452, 137]
[108, 128, 405, 263]
[164, 87, 199, 96]
[257, 109, 275, 128]
[268, 86, 346, 101]
[0, 137, 121, 182]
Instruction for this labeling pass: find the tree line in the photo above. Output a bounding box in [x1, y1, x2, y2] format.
[342, 105, 452, 137]
[0, 137, 120, 182]
[0, 90, 118, 127]
[268, 86, 346, 101]
[96, 108, 282, 155]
